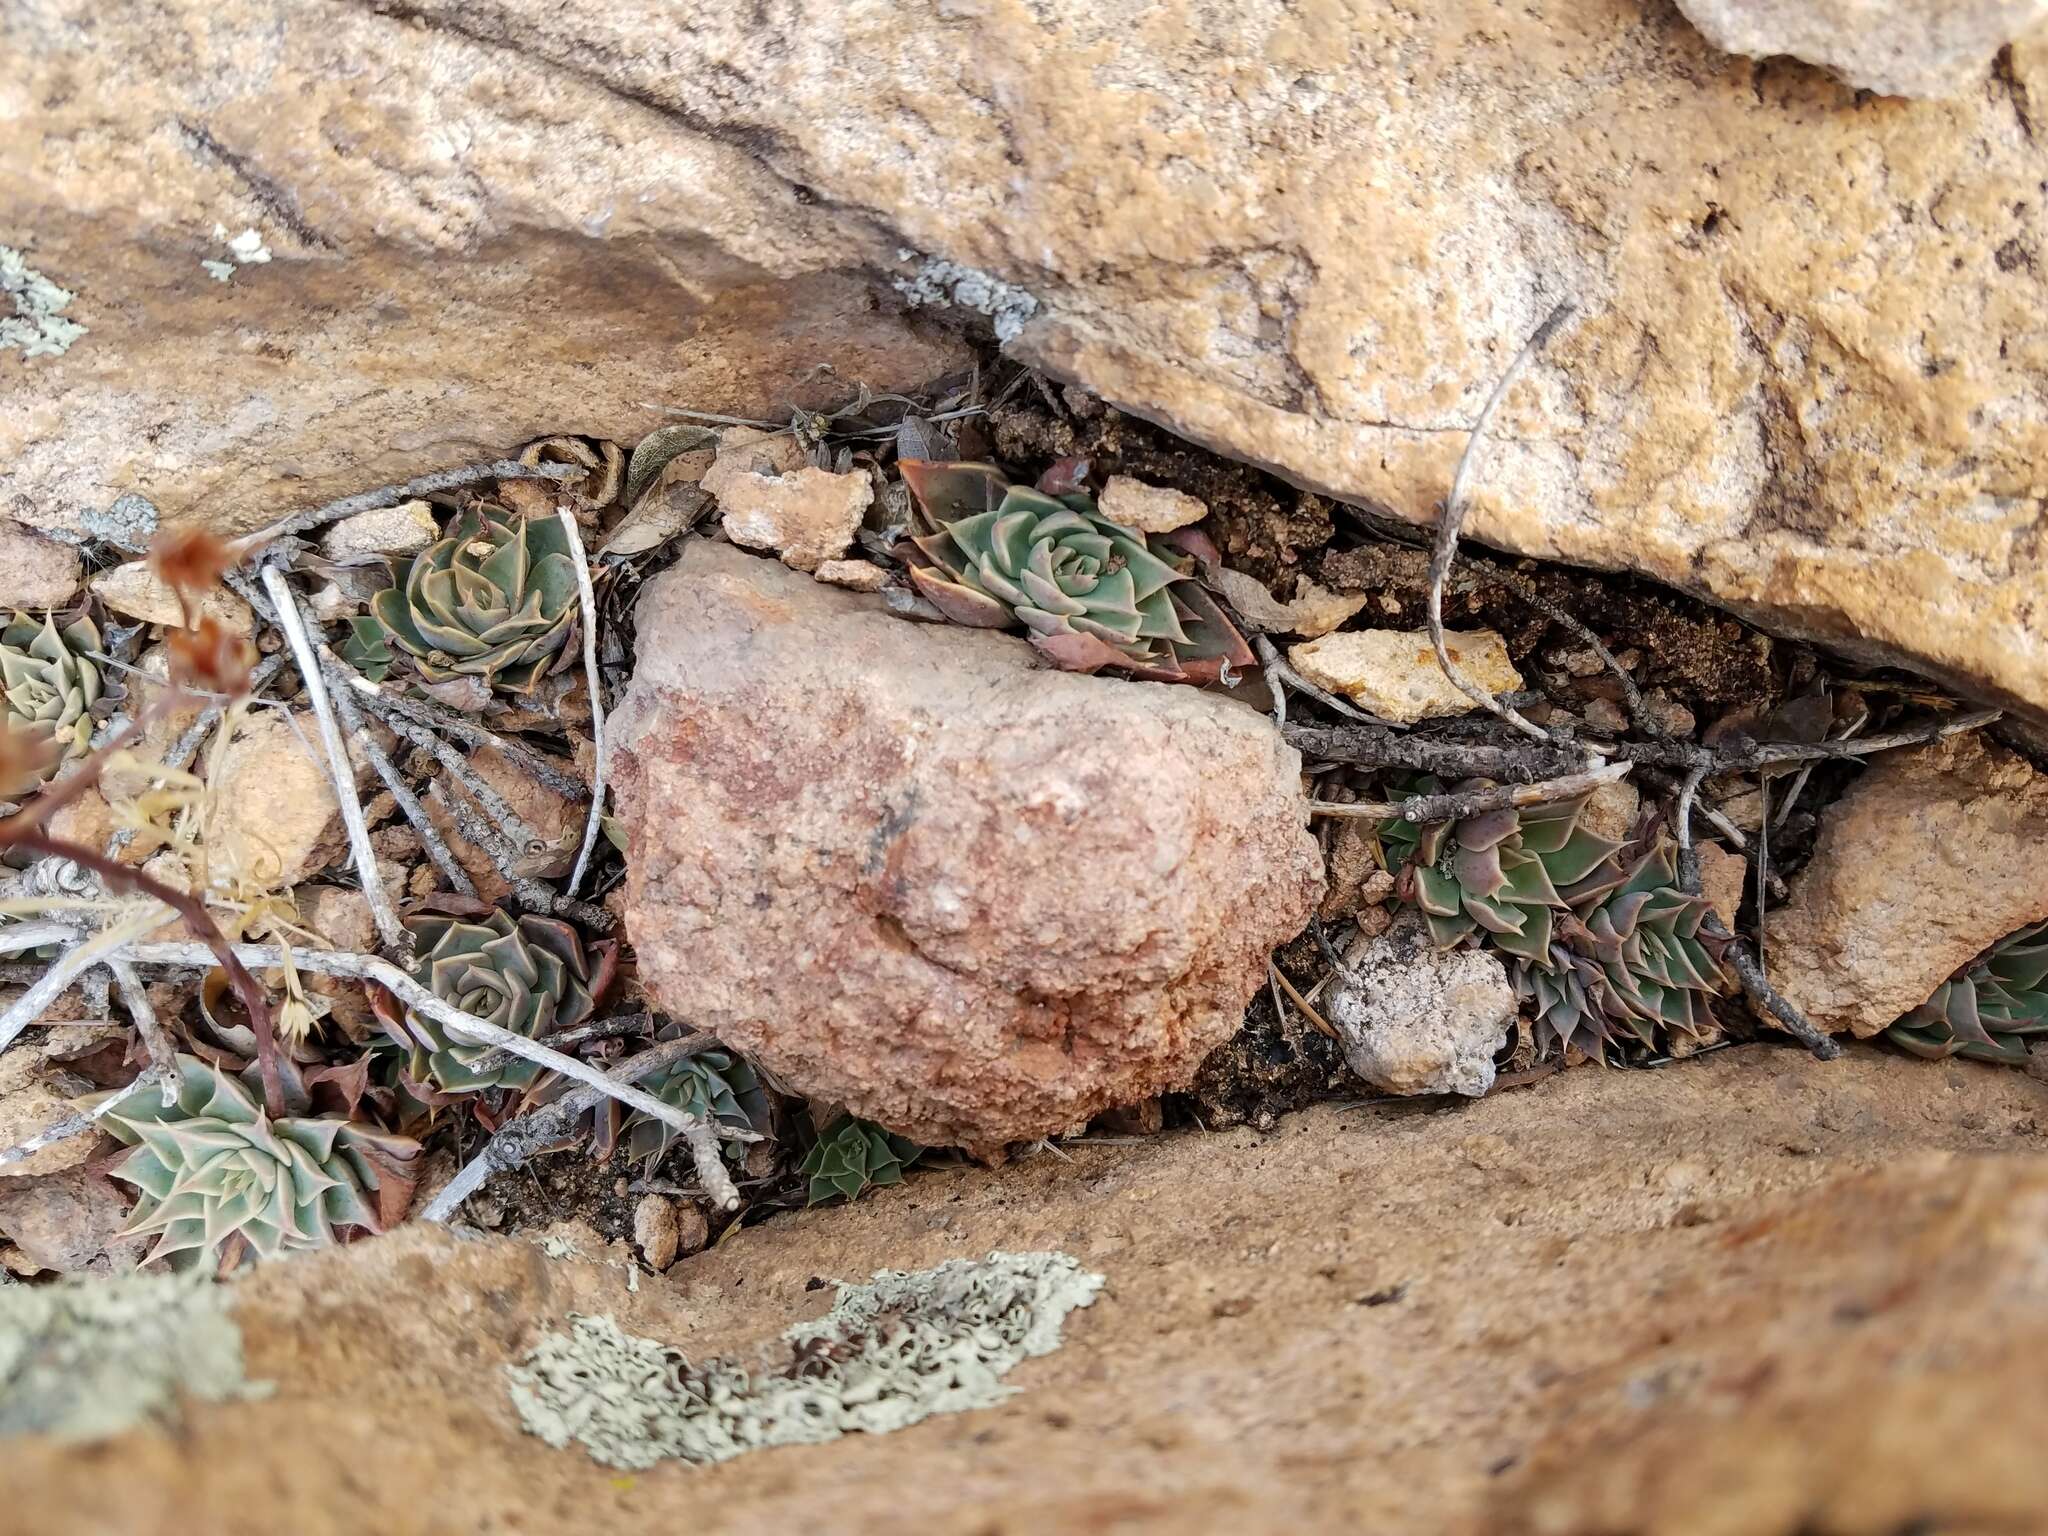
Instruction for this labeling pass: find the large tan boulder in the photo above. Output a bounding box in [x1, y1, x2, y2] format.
[609, 541, 1323, 1153]
[5, 0, 2044, 721]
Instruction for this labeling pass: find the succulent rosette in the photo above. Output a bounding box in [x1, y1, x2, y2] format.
[898, 460, 1253, 684]
[0, 610, 101, 778]
[100, 1054, 418, 1272]
[799, 1115, 921, 1206]
[367, 505, 579, 693]
[1888, 921, 2048, 1064]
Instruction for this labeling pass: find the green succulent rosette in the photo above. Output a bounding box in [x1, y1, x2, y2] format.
[100, 1055, 417, 1272]
[799, 1115, 921, 1206]
[1888, 921, 2048, 1065]
[0, 610, 101, 778]
[367, 505, 579, 693]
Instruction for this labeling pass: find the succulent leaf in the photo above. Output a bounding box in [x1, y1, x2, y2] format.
[798, 1115, 921, 1206]
[374, 910, 604, 1095]
[1887, 921, 2048, 1064]
[897, 460, 1253, 684]
[98, 1055, 418, 1272]
[578, 1037, 772, 1175]
[0, 610, 101, 783]
[1382, 776, 1623, 961]
[366, 506, 579, 694]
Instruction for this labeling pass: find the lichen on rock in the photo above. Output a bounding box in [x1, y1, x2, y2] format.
[506, 1250, 1103, 1471]
[0, 1270, 265, 1439]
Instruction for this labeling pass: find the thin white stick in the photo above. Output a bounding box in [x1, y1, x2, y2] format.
[107, 958, 180, 1107]
[1428, 300, 1575, 742]
[119, 939, 750, 1207]
[261, 567, 404, 950]
[0, 921, 88, 956]
[0, 1067, 163, 1169]
[559, 510, 608, 896]
[0, 919, 146, 1054]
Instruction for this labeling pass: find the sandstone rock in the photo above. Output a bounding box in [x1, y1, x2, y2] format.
[90, 564, 252, 633]
[702, 427, 809, 487]
[1675, 0, 2048, 97]
[1576, 777, 1641, 845]
[713, 466, 873, 573]
[812, 558, 890, 592]
[1288, 629, 1523, 725]
[320, 499, 437, 560]
[199, 711, 345, 890]
[673, 1201, 711, 1258]
[1768, 733, 2048, 1036]
[611, 540, 1322, 1152]
[1327, 916, 1516, 1097]
[4, 1051, 2046, 1532]
[632, 1194, 680, 1272]
[5, 4, 2046, 721]
[1096, 475, 1207, 534]
[0, 522, 81, 610]
[1208, 568, 1368, 639]
[1696, 840, 1747, 928]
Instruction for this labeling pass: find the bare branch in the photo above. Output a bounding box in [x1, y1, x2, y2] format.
[421, 1034, 738, 1221]
[261, 568, 404, 950]
[108, 957, 179, 1106]
[235, 459, 579, 553]
[1309, 761, 1631, 824]
[558, 510, 608, 896]
[1427, 300, 1576, 742]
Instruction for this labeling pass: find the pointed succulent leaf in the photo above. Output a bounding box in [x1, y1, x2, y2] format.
[1888, 921, 2048, 1064]
[95, 1055, 415, 1273]
[0, 610, 102, 781]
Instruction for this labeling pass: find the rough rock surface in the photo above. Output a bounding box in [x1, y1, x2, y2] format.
[6, 1051, 2045, 1534]
[0, 522, 80, 610]
[6, 2, 2045, 717]
[610, 541, 1322, 1152]
[320, 500, 437, 560]
[1769, 734, 2048, 1036]
[89, 564, 252, 633]
[199, 711, 343, 889]
[1288, 628, 1523, 724]
[1675, 0, 2048, 97]
[714, 466, 873, 573]
[1327, 917, 1516, 1097]
[1096, 476, 1207, 534]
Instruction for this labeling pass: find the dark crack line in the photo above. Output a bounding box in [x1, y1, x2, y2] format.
[177, 119, 340, 251]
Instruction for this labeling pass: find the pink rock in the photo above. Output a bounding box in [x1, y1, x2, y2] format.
[611, 541, 1322, 1154]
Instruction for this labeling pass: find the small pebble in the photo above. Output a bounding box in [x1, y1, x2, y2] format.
[674, 1203, 711, 1258]
[633, 1194, 680, 1272]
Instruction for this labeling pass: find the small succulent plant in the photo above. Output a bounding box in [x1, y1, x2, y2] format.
[373, 910, 609, 1096]
[1536, 836, 1727, 1054]
[0, 611, 101, 779]
[367, 505, 579, 693]
[799, 1115, 921, 1206]
[1378, 777, 1624, 962]
[897, 460, 1253, 684]
[586, 1042, 772, 1175]
[99, 1055, 418, 1272]
[1888, 921, 2048, 1064]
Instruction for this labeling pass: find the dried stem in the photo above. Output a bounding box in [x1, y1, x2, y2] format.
[0, 924, 126, 1055]
[422, 1033, 738, 1221]
[236, 459, 579, 553]
[117, 940, 750, 1192]
[1427, 300, 1576, 743]
[261, 568, 404, 950]
[1309, 761, 1631, 823]
[315, 651, 475, 897]
[107, 957, 179, 1106]
[1268, 961, 1334, 1039]
[557, 510, 608, 897]
[354, 688, 587, 799]
[385, 713, 548, 858]
[3, 835, 285, 1112]
[1284, 722, 1584, 783]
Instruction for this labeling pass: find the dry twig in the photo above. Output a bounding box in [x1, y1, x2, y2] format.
[235, 459, 580, 553]
[1309, 761, 1631, 823]
[1427, 300, 1576, 742]
[558, 510, 608, 896]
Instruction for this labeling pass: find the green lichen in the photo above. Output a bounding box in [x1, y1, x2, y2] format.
[506, 1250, 1103, 1470]
[0, 1269, 267, 1440]
[1, 246, 87, 360]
